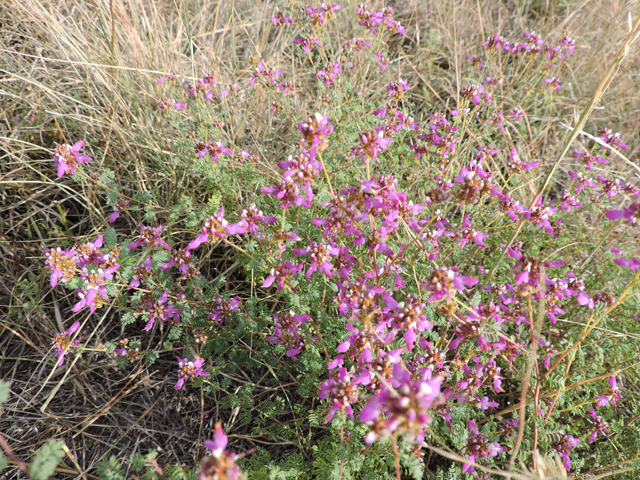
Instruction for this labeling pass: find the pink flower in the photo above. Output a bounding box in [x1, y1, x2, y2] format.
[198, 422, 243, 480]
[462, 420, 506, 474]
[606, 202, 640, 224]
[128, 224, 171, 250]
[611, 247, 640, 271]
[158, 97, 186, 110]
[157, 72, 176, 84]
[204, 422, 228, 457]
[422, 266, 477, 302]
[262, 261, 303, 290]
[44, 247, 77, 288]
[596, 375, 622, 408]
[359, 363, 441, 443]
[52, 322, 81, 366]
[293, 35, 321, 55]
[196, 141, 232, 164]
[207, 296, 241, 323]
[267, 312, 314, 360]
[319, 367, 362, 423]
[375, 51, 388, 71]
[250, 60, 283, 85]
[298, 113, 333, 158]
[187, 207, 247, 250]
[588, 409, 610, 444]
[350, 128, 393, 162]
[551, 433, 580, 471]
[271, 11, 292, 26]
[545, 76, 562, 91]
[175, 357, 209, 390]
[53, 141, 92, 177]
[293, 241, 340, 279]
[108, 199, 129, 223]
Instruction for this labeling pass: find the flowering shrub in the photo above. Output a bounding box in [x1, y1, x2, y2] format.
[41, 3, 640, 479]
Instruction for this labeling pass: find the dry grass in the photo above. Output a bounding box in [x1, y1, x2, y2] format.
[1, 0, 639, 476]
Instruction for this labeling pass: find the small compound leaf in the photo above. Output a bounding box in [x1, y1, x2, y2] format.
[29, 439, 65, 480]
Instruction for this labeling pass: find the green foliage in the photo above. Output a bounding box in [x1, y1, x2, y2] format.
[96, 451, 194, 480]
[104, 227, 118, 249]
[29, 439, 65, 480]
[0, 380, 10, 405]
[96, 456, 127, 480]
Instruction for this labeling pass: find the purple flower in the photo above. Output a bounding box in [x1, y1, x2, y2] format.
[350, 128, 393, 162]
[267, 311, 314, 360]
[293, 35, 321, 55]
[329, 322, 379, 369]
[551, 433, 580, 471]
[568, 171, 596, 194]
[462, 420, 506, 474]
[139, 290, 181, 331]
[187, 207, 247, 250]
[128, 224, 171, 250]
[460, 84, 485, 105]
[196, 141, 232, 164]
[52, 322, 81, 366]
[598, 127, 628, 150]
[53, 141, 92, 177]
[466, 55, 484, 68]
[75, 236, 105, 267]
[108, 199, 130, 223]
[129, 256, 154, 289]
[198, 422, 243, 480]
[359, 363, 441, 443]
[382, 294, 433, 352]
[611, 247, 640, 270]
[175, 357, 209, 390]
[596, 375, 622, 408]
[508, 147, 539, 173]
[422, 265, 477, 302]
[262, 261, 303, 290]
[207, 296, 241, 323]
[250, 60, 283, 85]
[454, 214, 489, 248]
[204, 422, 228, 457]
[156, 72, 176, 84]
[158, 97, 186, 110]
[357, 5, 404, 35]
[498, 418, 519, 437]
[261, 177, 312, 209]
[44, 247, 77, 288]
[299, 3, 341, 25]
[375, 51, 388, 72]
[271, 11, 292, 26]
[298, 113, 333, 158]
[187, 73, 216, 101]
[293, 241, 340, 279]
[342, 38, 371, 53]
[588, 409, 610, 444]
[606, 202, 640, 224]
[545, 76, 562, 91]
[73, 267, 110, 313]
[478, 396, 499, 410]
[539, 338, 559, 368]
[161, 248, 197, 278]
[386, 79, 410, 101]
[319, 367, 362, 423]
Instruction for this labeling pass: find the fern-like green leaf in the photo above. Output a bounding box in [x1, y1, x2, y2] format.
[0, 379, 10, 405]
[29, 439, 65, 480]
